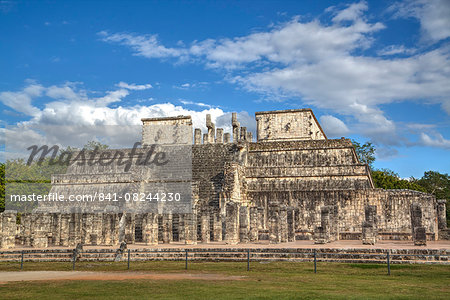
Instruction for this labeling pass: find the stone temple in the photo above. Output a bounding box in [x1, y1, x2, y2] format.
[0, 108, 447, 249]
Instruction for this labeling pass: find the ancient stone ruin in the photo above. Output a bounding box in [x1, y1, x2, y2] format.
[0, 108, 447, 248]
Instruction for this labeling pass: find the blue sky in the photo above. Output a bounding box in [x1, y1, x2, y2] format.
[0, 0, 449, 178]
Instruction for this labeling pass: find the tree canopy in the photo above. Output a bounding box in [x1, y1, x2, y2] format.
[0, 141, 109, 212]
[371, 169, 427, 192]
[352, 139, 375, 169]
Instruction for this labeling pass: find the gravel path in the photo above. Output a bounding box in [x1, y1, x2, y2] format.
[0, 271, 246, 283]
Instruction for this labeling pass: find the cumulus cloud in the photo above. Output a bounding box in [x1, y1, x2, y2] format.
[1, 82, 253, 155]
[419, 132, 450, 149]
[331, 1, 369, 23]
[389, 0, 450, 43]
[0, 83, 44, 116]
[35, 1, 450, 151]
[319, 115, 350, 137]
[116, 81, 152, 90]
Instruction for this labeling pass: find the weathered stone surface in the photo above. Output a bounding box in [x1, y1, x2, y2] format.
[437, 200, 447, 230]
[0, 211, 16, 249]
[0, 108, 442, 248]
[362, 205, 378, 245]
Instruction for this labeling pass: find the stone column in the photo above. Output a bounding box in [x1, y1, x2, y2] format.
[314, 207, 330, 244]
[411, 203, 426, 246]
[0, 211, 17, 249]
[81, 213, 91, 245]
[91, 214, 102, 245]
[112, 213, 121, 246]
[194, 128, 202, 145]
[184, 212, 197, 245]
[224, 133, 231, 143]
[125, 213, 135, 244]
[52, 213, 61, 246]
[206, 114, 215, 143]
[117, 213, 126, 244]
[200, 211, 210, 243]
[437, 200, 447, 230]
[294, 208, 300, 235]
[216, 128, 223, 144]
[232, 112, 240, 142]
[268, 208, 280, 244]
[143, 213, 158, 245]
[69, 213, 82, 247]
[257, 207, 265, 230]
[287, 209, 295, 242]
[239, 206, 249, 243]
[362, 205, 378, 245]
[249, 207, 259, 242]
[60, 213, 70, 247]
[279, 206, 288, 243]
[32, 213, 51, 248]
[101, 213, 110, 246]
[240, 127, 247, 141]
[178, 214, 186, 243]
[246, 132, 253, 142]
[152, 214, 159, 245]
[202, 133, 208, 144]
[328, 205, 339, 242]
[21, 213, 32, 247]
[225, 202, 239, 244]
[213, 212, 222, 242]
[162, 214, 171, 243]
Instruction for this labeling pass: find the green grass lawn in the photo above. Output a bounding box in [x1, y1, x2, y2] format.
[0, 261, 449, 299]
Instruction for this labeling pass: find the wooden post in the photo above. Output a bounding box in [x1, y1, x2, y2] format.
[314, 249, 317, 274]
[387, 251, 391, 276]
[20, 250, 24, 270]
[247, 249, 250, 271]
[127, 249, 131, 270]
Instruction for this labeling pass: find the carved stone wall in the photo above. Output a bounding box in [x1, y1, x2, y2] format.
[1, 108, 444, 248]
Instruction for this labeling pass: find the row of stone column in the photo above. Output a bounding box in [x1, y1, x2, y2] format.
[193, 113, 253, 145]
[267, 205, 297, 244]
[313, 205, 339, 244]
[1, 209, 264, 248]
[313, 203, 429, 246]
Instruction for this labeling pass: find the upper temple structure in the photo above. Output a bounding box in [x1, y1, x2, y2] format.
[0, 108, 447, 248]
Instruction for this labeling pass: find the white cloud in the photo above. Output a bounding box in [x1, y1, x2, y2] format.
[65, 2, 450, 150]
[179, 100, 214, 109]
[390, 0, 450, 43]
[116, 82, 152, 90]
[331, 1, 368, 23]
[377, 45, 416, 56]
[0, 83, 44, 116]
[319, 115, 350, 137]
[99, 31, 186, 59]
[420, 132, 450, 149]
[2, 82, 253, 153]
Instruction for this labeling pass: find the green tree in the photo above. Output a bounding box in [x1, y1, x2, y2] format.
[415, 171, 450, 200]
[1, 141, 109, 212]
[83, 140, 109, 151]
[416, 171, 450, 227]
[372, 169, 427, 192]
[352, 139, 375, 169]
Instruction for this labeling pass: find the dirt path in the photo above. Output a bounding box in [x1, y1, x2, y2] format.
[0, 271, 246, 283]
